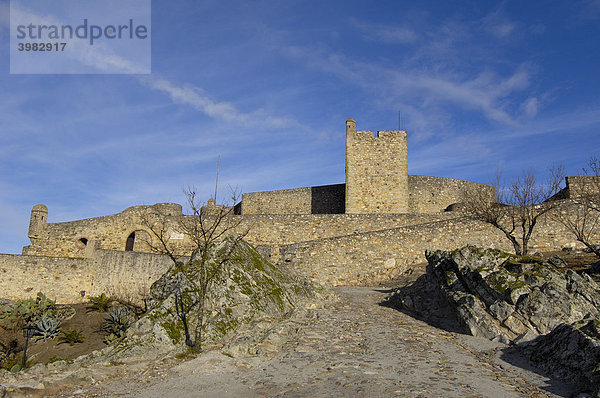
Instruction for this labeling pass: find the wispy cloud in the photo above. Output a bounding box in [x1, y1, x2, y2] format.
[521, 97, 540, 117]
[349, 18, 418, 44]
[284, 45, 531, 126]
[137, 76, 304, 129]
[480, 7, 517, 38]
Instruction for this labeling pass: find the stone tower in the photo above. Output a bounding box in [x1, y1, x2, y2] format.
[345, 119, 409, 214]
[28, 204, 48, 239]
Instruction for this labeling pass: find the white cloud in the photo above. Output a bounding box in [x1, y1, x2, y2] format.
[488, 22, 515, 38]
[137, 76, 304, 130]
[349, 19, 418, 44]
[481, 8, 517, 38]
[522, 97, 540, 117]
[10, 4, 306, 130]
[284, 45, 531, 126]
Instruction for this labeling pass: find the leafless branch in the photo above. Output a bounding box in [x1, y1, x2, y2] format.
[462, 167, 565, 255]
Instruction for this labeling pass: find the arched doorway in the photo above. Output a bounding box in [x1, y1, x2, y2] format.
[125, 232, 135, 251]
[125, 230, 151, 252]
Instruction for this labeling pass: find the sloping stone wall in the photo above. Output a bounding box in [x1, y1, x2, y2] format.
[275, 216, 591, 286]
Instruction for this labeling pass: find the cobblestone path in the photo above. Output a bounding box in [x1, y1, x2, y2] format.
[69, 287, 576, 397]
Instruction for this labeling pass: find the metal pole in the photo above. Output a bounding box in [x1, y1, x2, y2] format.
[214, 155, 220, 202]
[20, 334, 29, 370]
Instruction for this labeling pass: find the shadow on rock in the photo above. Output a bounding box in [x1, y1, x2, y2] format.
[379, 272, 467, 335]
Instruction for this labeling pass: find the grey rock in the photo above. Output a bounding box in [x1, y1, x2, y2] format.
[124, 237, 322, 356]
[547, 255, 567, 268]
[419, 246, 600, 343]
[521, 318, 600, 396]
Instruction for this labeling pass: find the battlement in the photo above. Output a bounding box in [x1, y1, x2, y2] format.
[350, 129, 408, 140]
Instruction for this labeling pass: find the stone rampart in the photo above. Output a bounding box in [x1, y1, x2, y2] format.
[408, 175, 494, 213]
[2, 207, 596, 302]
[275, 215, 590, 286]
[22, 203, 183, 257]
[0, 254, 95, 303]
[565, 176, 600, 198]
[242, 212, 453, 246]
[0, 249, 172, 304]
[241, 184, 345, 215]
[22, 209, 456, 258]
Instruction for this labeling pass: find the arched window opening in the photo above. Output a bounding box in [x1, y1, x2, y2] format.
[125, 232, 135, 251]
[76, 237, 88, 249]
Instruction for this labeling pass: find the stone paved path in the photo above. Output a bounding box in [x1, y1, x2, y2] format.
[63, 287, 576, 397]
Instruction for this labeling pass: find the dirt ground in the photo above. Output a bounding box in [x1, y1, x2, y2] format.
[1, 304, 110, 369]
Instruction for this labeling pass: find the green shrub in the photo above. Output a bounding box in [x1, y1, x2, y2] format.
[58, 329, 85, 345]
[103, 306, 130, 338]
[1, 352, 21, 371]
[0, 292, 56, 330]
[87, 293, 113, 313]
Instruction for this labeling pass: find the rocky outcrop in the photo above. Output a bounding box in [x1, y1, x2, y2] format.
[521, 318, 600, 394]
[423, 246, 600, 344]
[387, 246, 600, 395]
[125, 237, 325, 356]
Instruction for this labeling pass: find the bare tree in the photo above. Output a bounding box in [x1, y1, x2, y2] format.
[462, 167, 565, 256]
[140, 186, 246, 349]
[553, 156, 600, 258]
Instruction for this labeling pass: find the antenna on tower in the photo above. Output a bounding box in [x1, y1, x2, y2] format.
[398, 111, 404, 130]
[214, 155, 220, 201]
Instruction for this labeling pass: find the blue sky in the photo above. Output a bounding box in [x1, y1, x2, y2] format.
[1, 0, 599, 254]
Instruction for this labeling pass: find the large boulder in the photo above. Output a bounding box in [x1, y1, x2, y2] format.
[423, 246, 600, 343]
[123, 237, 324, 356]
[520, 318, 600, 395]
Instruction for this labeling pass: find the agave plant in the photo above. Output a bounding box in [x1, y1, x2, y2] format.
[104, 306, 130, 337]
[0, 292, 56, 330]
[32, 317, 61, 341]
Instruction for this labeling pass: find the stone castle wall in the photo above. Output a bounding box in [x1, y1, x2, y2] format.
[408, 175, 495, 213]
[0, 249, 171, 304]
[3, 211, 592, 302]
[565, 176, 600, 198]
[23, 207, 456, 258]
[274, 214, 590, 286]
[23, 203, 184, 257]
[241, 184, 345, 215]
[0, 254, 95, 303]
[345, 119, 409, 214]
[242, 177, 494, 216]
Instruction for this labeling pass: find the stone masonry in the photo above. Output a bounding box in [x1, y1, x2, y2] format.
[345, 118, 409, 214]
